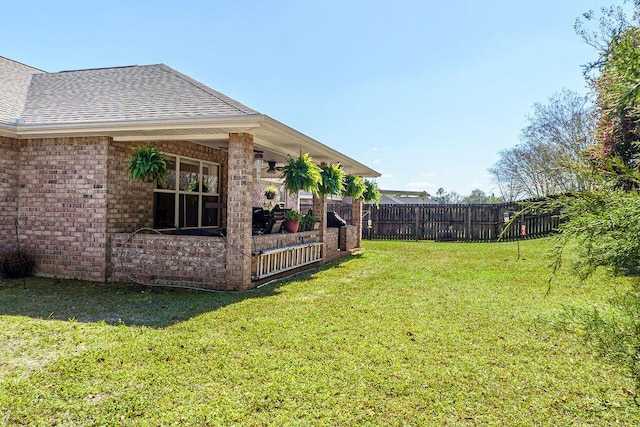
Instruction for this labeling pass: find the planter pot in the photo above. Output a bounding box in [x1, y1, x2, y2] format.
[313, 222, 320, 230]
[266, 193, 276, 200]
[284, 220, 299, 233]
[3, 258, 34, 279]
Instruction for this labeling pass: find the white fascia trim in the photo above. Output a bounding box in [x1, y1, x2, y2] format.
[0, 124, 17, 138]
[112, 133, 231, 142]
[12, 115, 265, 138]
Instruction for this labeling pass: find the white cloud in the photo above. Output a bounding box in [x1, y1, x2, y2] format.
[372, 159, 381, 164]
[371, 147, 379, 151]
[420, 172, 436, 177]
[380, 173, 393, 178]
[406, 181, 435, 189]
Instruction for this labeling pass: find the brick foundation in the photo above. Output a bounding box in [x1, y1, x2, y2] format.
[110, 233, 228, 289]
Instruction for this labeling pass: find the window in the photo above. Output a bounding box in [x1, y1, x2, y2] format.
[154, 155, 221, 229]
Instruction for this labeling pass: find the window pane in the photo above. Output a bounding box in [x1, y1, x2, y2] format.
[179, 194, 199, 228]
[202, 163, 219, 194]
[156, 156, 176, 190]
[179, 159, 200, 192]
[202, 196, 219, 227]
[154, 193, 175, 228]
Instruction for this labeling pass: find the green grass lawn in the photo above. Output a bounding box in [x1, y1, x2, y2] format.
[1, 239, 639, 426]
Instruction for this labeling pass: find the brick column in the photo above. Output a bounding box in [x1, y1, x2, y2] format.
[0, 137, 19, 253]
[351, 198, 363, 249]
[226, 133, 254, 290]
[312, 192, 328, 260]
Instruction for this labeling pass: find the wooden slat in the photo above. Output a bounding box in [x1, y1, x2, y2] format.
[312, 201, 560, 243]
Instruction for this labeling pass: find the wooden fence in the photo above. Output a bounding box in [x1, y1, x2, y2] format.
[301, 202, 560, 242]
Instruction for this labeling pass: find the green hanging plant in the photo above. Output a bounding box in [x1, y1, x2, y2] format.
[318, 163, 345, 196]
[342, 175, 366, 199]
[127, 144, 169, 183]
[264, 185, 279, 200]
[362, 179, 381, 206]
[280, 153, 322, 194]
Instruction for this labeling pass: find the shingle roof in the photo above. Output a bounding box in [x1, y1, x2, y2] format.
[0, 56, 380, 177]
[19, 64, 259, 125]
[0, 56, 44, 125]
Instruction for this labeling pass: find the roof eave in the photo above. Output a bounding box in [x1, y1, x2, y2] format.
[256, 116, 380, 178]
[2, 113, 380, 178]
[9, 115, 265, 138]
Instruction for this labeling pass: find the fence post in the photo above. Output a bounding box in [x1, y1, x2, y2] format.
[466, 205, 472, 241]
[414, 206, 420, 241]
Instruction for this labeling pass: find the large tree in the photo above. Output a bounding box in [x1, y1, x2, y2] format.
[539, 3, 640, 400]
[489, 89, 595, 200]
[461, 189, 501, 204]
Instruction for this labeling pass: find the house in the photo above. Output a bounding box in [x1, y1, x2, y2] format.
[378, 190, 435, 205]
[0, 56, 379, 290]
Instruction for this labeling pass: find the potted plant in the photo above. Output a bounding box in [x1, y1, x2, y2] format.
[264, 185, 279, 200]
[1, 250, 34, 279]
[342, 175, 366, 199]
[301, 212, 320, 231]
[283, 210, 303, 233]
[363, 179, 382, 206]
[127, 144, 169, 183]
[280, 153, 322, 195]
[318, 163, 345, 196]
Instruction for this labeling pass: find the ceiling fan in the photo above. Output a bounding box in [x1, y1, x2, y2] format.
[265, 161, 282, 174]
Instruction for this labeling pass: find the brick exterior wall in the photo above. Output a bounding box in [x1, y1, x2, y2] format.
[323, 228, 341, 261]
[312, 193, 328, 261]
[105, 140, 228, 280]
[107, 140, 228, 235]
[1, 131, 352, 287]
[284, 190, 299, 211]
[250, 178, 300, 211]
[252, 179, 283, 208]
[339, 225, 359, 252]
[110, 233, 228, 289]
[226, 133, 254, 290]
[252, 231, 320, 253]
[0, 137, 19, 252]
[18, 137, 111, 280]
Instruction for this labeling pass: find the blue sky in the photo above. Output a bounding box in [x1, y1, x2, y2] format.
[2, 0, 617, 196]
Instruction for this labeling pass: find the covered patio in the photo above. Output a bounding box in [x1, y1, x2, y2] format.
[108, 125, 376, 291]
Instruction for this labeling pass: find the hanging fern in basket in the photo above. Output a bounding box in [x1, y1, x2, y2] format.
[280, 153, 322, 194]
[342, 175, 366, 199]
[318, 163, 345, 196]
[127, 144, 169, 183]
[363, 179, 381, 206]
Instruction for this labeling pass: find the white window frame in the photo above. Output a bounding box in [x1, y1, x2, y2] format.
[154, 154, 221, 229]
